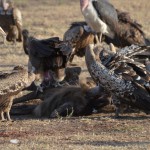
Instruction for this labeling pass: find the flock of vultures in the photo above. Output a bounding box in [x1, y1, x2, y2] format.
[0, 0, 150, 121]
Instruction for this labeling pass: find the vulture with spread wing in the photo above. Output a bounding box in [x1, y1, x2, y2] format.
[85, 44, 150, 117]
[0, 66, 35, 121]
[22, 29, 71, 90]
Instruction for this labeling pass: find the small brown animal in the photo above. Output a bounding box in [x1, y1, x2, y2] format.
[0, 66, 35, 121]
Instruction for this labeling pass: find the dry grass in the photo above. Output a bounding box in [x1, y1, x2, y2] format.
[0, 113, 150, 150]
[0, 0, 150, 149]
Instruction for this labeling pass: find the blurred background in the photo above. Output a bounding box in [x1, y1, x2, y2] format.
[0, 0, 150, 70]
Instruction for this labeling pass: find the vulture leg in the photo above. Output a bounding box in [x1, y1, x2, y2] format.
[113, 98, 121, 118]
[69, 48, 76, 63]
[1, 111, 5, 121]
[98, 33, 102, 43]
[115, 106, 120, 118]
[94, 34, 100, 44]
[6, 97, 13, 121]
[17, 24, 22, 42]
[6, 111, 12, 121]
[13, 8, 23, 42]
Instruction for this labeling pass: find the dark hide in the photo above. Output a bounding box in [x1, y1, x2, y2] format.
[33, 87, 93, 118]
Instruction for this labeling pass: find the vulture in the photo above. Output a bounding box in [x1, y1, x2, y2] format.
[0, 0, 23, 43]
[0, 66, 35, 121]
[80, 0, 146, 44]
[80, 0, 119, 42]
[63, 22, 96, 62]
[22, 29, 71, 90]
[63, 8, 146, 62]
[85, 44, 150, 117]
[104, 9, 146, 47]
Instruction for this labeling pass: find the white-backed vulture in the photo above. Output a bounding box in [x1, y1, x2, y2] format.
[85, 44, 150, 117]
[0, 66, 35, 121]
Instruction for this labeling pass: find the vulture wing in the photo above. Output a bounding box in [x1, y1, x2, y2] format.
[86, 44, 150, 115]
[104, 9, 146, 47]
[28, 37, 61, 58]
[0, 66, 35, 96]
[92, 0, 118, 33]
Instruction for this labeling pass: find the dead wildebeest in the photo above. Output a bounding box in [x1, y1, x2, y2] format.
[33, 80, 104, 118]
[0, 1, 22, 44]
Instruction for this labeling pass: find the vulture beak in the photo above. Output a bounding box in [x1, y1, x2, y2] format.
[80, 0, 89, 12]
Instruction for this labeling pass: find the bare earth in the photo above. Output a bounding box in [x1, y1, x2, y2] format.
[0, 0, 150, 150]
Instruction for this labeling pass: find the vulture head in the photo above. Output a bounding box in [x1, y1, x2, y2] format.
[22, 29, 71, 89]
[63, 22, 96, 63]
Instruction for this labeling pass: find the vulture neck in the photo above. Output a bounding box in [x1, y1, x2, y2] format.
[85, 44, 134, 95]
[81, 0, 112, 37]
[80, 0, 89, 12]
[85, 44, 96, 68]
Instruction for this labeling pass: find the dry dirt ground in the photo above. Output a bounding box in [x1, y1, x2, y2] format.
[0, 0, 150, 150]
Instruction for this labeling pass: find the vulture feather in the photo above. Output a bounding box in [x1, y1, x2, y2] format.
[104, 9, 146, 47]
